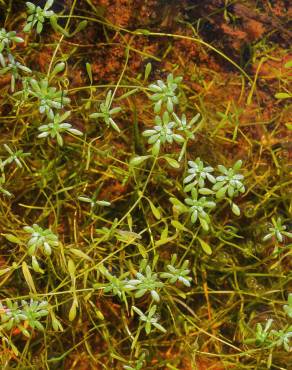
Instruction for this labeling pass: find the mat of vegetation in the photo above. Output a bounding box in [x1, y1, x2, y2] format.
[0, 0, 291, 369]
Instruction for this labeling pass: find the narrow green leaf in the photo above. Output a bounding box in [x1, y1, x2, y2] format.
[161, 224, 168, 241]
[22, 261, 37, 293]
[171, 220, 187, 231]
[68, 300, 77, 321]
[152, 140, 161, 156]
[275, 92, 291, 99]
[52, 62, 65, 75]
[115, 230, 141, 243]
[169, 197, 188, 213]
[10, 342, 19, 356]
[134, 29, 151, 35]
[144, 62, 152, 80]
[31, 256, 44, 273]
[148, 199, 161, 220]
[67, 259, 76, 280]
[50, 309, 64, 331]
[164, 156, 180, 168]
[116, 88, 139, 100]
[154, 322, 167, 333]
[198, 238, 212, 255]
[86, 63, 92, 84]
[95, 200, 111, 207]
[78, 196, 92, 203]
[200, 218, 209, 231]
[233, 159, 242, 170]
[136, 243, 148, 258]
[51, 315, 64, 331]
[198, 188, 214, 195]
[70, 248, 93, 262]
[231, 202, 240, 216]
[169, 197, 184, 208]
[130, 155, 150, 166]
[2, 233, 22, 244]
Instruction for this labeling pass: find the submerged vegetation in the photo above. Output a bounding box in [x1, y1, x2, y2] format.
[0, 0, 291, 368]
